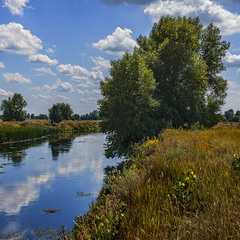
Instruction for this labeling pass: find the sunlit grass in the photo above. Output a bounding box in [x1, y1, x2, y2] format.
[0, 120, 101, 143]
[0, 126, 58, 142]
[68, 123, 240, 239]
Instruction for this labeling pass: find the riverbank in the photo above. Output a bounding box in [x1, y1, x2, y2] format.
[67, 123, 240, 239]
[0, 120, 101, 144]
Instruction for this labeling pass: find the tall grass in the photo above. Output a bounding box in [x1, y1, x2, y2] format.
[0, 126, 58, 142]
[67, 123, 240, 239]
[0, 120, 101, 143]
[57, 120, 101, 133]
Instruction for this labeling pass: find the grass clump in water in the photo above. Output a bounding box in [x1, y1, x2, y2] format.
[43, 208, 62, 214]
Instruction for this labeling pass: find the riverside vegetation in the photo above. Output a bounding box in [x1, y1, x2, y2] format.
[0, 120, 101, 144]
[66, 123, 240, 239]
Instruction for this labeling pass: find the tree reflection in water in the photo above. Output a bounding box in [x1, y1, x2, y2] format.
[48, 134, 76, 161]
[0, 139, 46, 164]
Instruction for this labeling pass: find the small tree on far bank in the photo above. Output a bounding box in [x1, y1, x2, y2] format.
[0, 93, 27, 121]
[48, 103, 73, 123]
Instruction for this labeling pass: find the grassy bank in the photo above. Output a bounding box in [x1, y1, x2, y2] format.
[0, 120, 101, 144]
[67, 123, 240, 239]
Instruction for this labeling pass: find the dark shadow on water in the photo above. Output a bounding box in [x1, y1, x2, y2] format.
[48, 134, 76, 161]
[0, 139, 47, 164]
[0, 133, 83, 163]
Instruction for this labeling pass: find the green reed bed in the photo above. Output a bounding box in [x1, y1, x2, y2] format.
[57, 120, 101, 133]
[0, 126, 58, 143]
[67, 124, 240, 240]
[0, 120, 101, 143]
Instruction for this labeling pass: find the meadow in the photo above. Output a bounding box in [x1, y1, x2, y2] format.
[0, 120, 101, 143]
[67, 123, 240, 239]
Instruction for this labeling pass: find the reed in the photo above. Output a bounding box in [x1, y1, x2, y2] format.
[0, 120, 101, 143]
[67, 123, 240, 240]
[0, 126, 58, 143]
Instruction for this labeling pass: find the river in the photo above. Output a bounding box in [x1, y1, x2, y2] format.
[0, 133, 120, 239]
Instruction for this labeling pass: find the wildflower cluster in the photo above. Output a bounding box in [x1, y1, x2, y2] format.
[100, 166, 125, 197]
[168, 170, 197, 210]
[196, 133, 215, 151]
[231, 153, 240, 171]
[144, 138, 159, 148]
[72, 200, 127, 239]
[106, 169, 123, 185]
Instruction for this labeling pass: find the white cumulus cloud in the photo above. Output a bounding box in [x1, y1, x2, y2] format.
[224, 51, 240, 67]
[89, 71, 104, 81]
[0, 88, 13, 97]
[3, 72, 31, 84]
[46, 48, 55, 54]
[44, 79, 74, 92]
[34, 67, 56, 76]
[0, 22, 42, 55]
[79, 97, 98, 104]
[144, 0, 240, 36]
[91, 56, 111, 71]
[73, 76, 97, 88]
[38, 94, 52, 100]
[92, 27, 137, 55]
[29, 54, 58, 65]
[0, 62, 5, 69]
[224, 80, 240, 111]
[3, 0, 30, 15]
[57, 64, 90, 75]
[57, 95, 69, 100]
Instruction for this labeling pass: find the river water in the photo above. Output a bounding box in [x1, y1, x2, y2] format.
[0, 133, 120, 239]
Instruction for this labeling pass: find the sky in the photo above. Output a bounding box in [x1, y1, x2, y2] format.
[0, 0, 240, 115]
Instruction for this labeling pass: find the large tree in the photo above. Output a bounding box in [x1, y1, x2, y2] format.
[99, 52, 158, 158]
[0, 93, 27, 121]
[99, 16, 229, 158]
[137, 16, 229, 128]
[48, 103, 73, 123]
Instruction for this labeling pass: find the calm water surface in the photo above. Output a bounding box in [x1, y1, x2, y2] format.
[0, 133, 120, 239]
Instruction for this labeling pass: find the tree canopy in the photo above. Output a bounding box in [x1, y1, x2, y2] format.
[80, 110, 102, 120]
[48, 103, 73, 123]
[0, 93, 27, 121]
[224, 109, 240, 122]
[99, 16, 230, 158]
[99, 52, 159, 157]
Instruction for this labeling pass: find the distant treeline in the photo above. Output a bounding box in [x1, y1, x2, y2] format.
[25, 110, 102, 121]
[0, 93, 102, 123]
[223, 109, 240, 122]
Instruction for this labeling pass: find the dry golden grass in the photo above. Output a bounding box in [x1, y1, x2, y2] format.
[0, 119, 52, 127]
[68, 123, 240, 240]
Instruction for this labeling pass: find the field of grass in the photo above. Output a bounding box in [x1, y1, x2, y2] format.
[67, 123, 240, 239]
[0, 120, 101, 143]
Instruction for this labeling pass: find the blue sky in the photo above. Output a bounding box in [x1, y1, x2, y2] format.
[0, 0, 240, 115]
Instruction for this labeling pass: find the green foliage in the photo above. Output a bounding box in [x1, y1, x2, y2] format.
[80, 110, 102, 120]
[224, 109, 240, 122]
[0, 93, 27, 121]
[0, 126, 58, 142]
[168, 170, 197, 211]
[231, 154, 240, 171]
[48, 103, 73, 123]
[99, 16, 229, 158]
[68, 198, 127, 240]
[30, 114, 48, 120]
[72, 113, 80, 120]
[99, 52, 159, 158]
